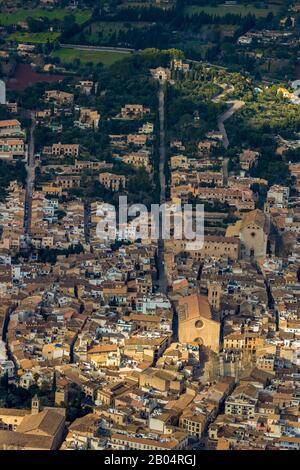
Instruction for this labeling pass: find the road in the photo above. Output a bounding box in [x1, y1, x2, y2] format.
[214, 91, 244, 185]
[158, 83, 166, 205]
[212, 83, 234, 104]
[217, 99, 245, 149]
[156, 81, 169, 295]
[212, 83, 244, 149]
[84, 202, 91, 245]
[155, 81, 179, 338]
[24, 113, 36, 238]
[60, 43, 135, 54]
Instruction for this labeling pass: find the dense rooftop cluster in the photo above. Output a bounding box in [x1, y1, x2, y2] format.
[0, 0, 299, 453]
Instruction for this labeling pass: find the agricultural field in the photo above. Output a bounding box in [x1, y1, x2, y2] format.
[184, 4, 280, 17]
[81, 21, 151, 44]
[51, 47, 130, 66]
[0, 8, 91, 26]
[8, 31, 60, 44]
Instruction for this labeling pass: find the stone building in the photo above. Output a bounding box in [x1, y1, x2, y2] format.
[240, 209, 270, 259]
[177, 293, 220, 353]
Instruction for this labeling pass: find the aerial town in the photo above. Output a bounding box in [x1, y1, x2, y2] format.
[0, 0, 299, 455]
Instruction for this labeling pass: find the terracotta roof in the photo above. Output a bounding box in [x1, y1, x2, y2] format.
[0, 120, 20, 128]
[177, 293, 211, 321]
[87, 344, 118, 354]
[0, 430, 54, 450]
[241, 209, 269, 234]
[17, 409, 65, 436]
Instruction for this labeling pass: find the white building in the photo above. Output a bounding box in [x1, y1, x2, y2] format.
[136, 295, 171, 314]
[0, 361, 15, 378]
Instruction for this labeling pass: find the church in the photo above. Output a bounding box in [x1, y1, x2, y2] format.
[177, 293, 220, 353]
[226, 209, 270, 259]
[0, 395, 65, 450]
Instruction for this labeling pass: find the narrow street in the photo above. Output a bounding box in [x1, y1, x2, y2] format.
[156, 81, 169, 295]
[24, 112, 36, 239]
[156, 81, 179, 340]
[158, 82, 166, 205]
[84, 202, 91, 246]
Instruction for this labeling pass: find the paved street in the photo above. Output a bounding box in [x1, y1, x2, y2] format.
[217, 99, 245, 148]
[24, 112, 36, 238]
[214, 91, 244, 186]
[156, 82, 169, 295]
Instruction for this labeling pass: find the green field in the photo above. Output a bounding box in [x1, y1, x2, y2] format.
[0, 8, 91, 25]
[8, 31, 60, 44]
[82, 21, 150, 43]
[185, 4, 280, 17]
[51, 47, 130, 66]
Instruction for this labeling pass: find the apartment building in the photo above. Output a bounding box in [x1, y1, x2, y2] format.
[87, 344, 121, 369]
[44, 90, 74, 106]
[225, 385, 259, 418]
[127, 133, 148, 147]
[179, 409, 207, 438]
[111, 432, 188, 450]
[122, 151, 152, 172]
[75, 80, 94, 95]
[0, 138, 27, 161]
[0, 120, 23, 137]
[99, 172, 126, 191]
[193, 187, 255, 211]
[120, 104, 150, 120]
[75, 108, 100, 130]
[55, 175, 81, 189]
[165, 236, 240, 261]
[44, 143, 80, 158]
